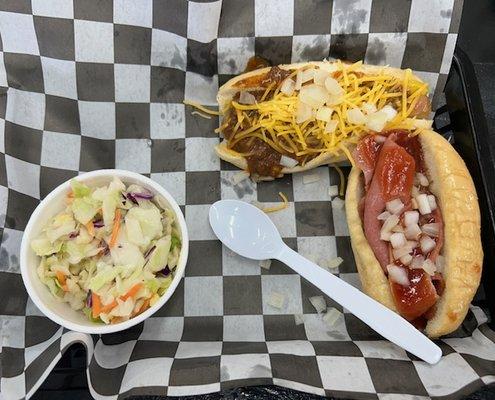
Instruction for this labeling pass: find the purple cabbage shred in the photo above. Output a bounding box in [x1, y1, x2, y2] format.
[69, 231, 79, 239]
[132, 192, 154, 200]
[93, 220, 104, 228]
[125, 192, 139, 205]
[86, 291, 92, 307]
[158, 266, 171, 276]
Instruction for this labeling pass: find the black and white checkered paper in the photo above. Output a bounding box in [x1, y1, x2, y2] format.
[2, 1, 495, 399]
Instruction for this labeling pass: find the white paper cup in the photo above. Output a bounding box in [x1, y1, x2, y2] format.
[20, 169, 189, 334]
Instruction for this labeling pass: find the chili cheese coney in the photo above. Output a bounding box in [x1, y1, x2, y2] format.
[214, 60, 433, 180]
[345, 129, 483, 337]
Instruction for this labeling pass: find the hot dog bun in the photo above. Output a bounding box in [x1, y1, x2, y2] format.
[345, 129, 483, 337]
[215, 61, 432, 180]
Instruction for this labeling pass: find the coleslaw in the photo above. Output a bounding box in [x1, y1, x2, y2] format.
[31, 177, 182, 324]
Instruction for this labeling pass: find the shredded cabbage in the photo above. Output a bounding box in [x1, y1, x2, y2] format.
[32, 177, 182, 324]
[73, 197, 99, 225]
[31, 237, 63, 256]
[145, 236, 171, 272]
[71, 180, 91, 198]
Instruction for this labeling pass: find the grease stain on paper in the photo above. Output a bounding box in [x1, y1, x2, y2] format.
[333, 0, 368, 34]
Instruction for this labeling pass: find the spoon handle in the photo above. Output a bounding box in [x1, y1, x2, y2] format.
[277, 245, 442, 364]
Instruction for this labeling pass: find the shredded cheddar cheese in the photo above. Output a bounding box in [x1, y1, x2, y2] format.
[333, 165, 346, 197]
[261, 192, 289, 213]
[183, 100, 221, 115]
[191, 110, 212, 119]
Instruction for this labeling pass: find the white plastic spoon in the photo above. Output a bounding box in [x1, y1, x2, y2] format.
[209, 199, 442, 364]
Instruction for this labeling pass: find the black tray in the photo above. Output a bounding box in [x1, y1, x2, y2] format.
[444, 47, 495, 325]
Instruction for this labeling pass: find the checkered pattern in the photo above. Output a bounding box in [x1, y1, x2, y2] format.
[2, 0, 494, 399]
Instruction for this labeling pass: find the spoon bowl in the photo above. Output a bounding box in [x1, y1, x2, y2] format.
[209, 199, 284, 260]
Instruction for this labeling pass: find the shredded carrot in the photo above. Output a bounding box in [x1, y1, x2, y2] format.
[65, 191, 74, 205]
[85, 221, 95, 236]
[92, 293, 102, 318]
[109, 209, 121, 248]
[135, 298, 150, 316]
[120, 283, 143, 301]
[62, 284, 69, 292]
[56, 270, 66, 286]
[110, 317, 125, 324]
[92, 282, 144, 318]
[132, 297, 151, 317]
[100, 300, 118, 314]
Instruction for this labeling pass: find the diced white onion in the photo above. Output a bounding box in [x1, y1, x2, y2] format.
[231, 170, 250, 185]
[296, 101, 312, 123]
[420, 235, 436, 254]
[295, 70, 303, 90]
[404, 223, 422, 240]
[400, 254, 413, 266]
[316, 106, 333, 122]
[347, 108, 367, 125]
[294, 314, 305, 326]
[309, 295, 327, 314]
[303, 173, 320, 184]
[366, 111, 388, 132]
[381, 105, 398, 121]
[427, 194, 437, 211]
[422, 223, 441, 237]
[393, 246, 412, 259]
[374, 135, 386, 144]
[259, 259, 272, 270]
[332, 197, 345, 209]
[404, 210, 419, 226]
[325, 120, 338, 133]
[422, 259, 437, 276]
[301, 68, 315, 83]
[280, 155, 298, 168]
[239, 91, 256, 105]
[416, 194, 432, 215]
[436, 255, 445, 274]
[416, 172, 429, 187]
[326, 256, 343, 270]
[390, 232, 407, 249]
[299, 84, 330, 109]
[386, 198, 404, 215]
[280, 78, 296, 96]
[410, 255, 425, 269]
[328, 185, 339, 197]
[392, 225, 404, 233]
[361, 102, 377, 115]
[406, 240, 418, 249]
[377, 211, 391, 221]
[268, 292, 286, 309]
[324, 76, 344, 96]
[411, 186, 421, 198]
[323, 308, 341, 327]
[381, 214, 400, 233]
[319, 62, 338, 73]
[387, 264, 410, 286]
[313, 69, 329, 86]
[380, 231, 391, 241]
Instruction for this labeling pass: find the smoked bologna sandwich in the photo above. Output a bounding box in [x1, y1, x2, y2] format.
[345, 129, 483, 337]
